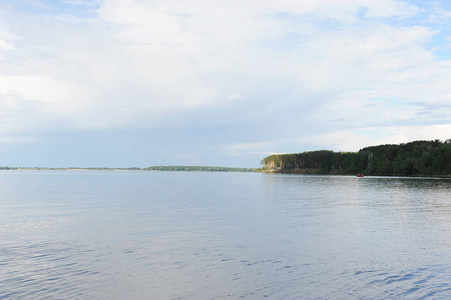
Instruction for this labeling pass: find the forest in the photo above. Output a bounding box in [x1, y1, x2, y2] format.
[262, 139, 451, 176]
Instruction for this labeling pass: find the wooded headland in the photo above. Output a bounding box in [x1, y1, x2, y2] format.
[262, 139, 451, 176]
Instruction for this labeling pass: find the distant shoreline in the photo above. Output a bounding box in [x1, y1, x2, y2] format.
[0, 167, 144, 171]
[1, 167, 450, 178]
[0, 166, 259, 172]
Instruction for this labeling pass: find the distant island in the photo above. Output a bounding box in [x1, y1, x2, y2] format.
[0, 167, 144, 171]
[262, 139, 451, 177]
[0, 166, 257, 172]
[146, 166, 256, 172]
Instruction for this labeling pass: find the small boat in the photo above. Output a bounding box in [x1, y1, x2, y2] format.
[356, 174, 364, 177]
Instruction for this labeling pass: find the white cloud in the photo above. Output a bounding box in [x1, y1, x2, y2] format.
[0, 38, 15, 51]
[1, 0, 451, 166]
[0, 24, 18, 60]
[428, 5, 451, 23]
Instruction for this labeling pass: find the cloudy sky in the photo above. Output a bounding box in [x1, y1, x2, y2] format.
[1, 0, 451, 168]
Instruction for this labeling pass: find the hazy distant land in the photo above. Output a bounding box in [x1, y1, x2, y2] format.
[146, 166, 256, 172]
[0, 166, 257, 172]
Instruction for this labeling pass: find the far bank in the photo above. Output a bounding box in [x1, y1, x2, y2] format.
[262, 139, 451, 177]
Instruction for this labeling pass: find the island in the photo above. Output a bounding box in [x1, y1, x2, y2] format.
[146, 166, 256, 172]
[0, 166, 257, 173]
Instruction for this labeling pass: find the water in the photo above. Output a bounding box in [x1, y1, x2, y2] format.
[0, 171, 450, 299]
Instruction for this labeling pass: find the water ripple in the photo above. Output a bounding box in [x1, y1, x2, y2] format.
[0, 241, 103, 300]
[1, 171, 450, 299]
[355, 264, 451, 299]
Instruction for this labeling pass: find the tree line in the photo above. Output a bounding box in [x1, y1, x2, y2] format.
[147, 166, 257, 172]
[262, 139, 451, 176]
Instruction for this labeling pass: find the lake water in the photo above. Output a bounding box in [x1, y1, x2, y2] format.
[0, 171, 450, 299]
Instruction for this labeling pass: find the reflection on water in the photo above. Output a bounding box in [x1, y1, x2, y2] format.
[0, 171, 450, 299]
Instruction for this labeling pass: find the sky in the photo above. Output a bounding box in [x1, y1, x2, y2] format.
[1, 0, 451, 168]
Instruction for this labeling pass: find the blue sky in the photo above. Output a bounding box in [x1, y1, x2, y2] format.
[1, 0, 451, 168]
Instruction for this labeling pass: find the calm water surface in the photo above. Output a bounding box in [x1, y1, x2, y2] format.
[0, 171, 450, 299]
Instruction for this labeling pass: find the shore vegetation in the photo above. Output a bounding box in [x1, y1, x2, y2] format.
[262, 139, 451, 176]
